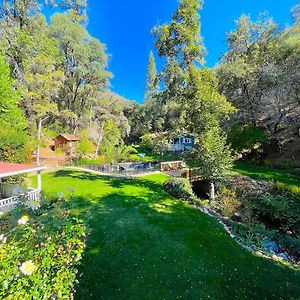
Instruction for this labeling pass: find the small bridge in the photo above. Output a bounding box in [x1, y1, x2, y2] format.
[160, 161, 203, 182]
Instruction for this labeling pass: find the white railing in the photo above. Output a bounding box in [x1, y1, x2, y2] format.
[168, 143, 183, 151]
[0, 189, 40, 212]
[0, 182, 28, 198]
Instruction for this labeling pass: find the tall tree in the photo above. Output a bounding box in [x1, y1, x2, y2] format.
[0, 1, 87, 80]
[216, 13, 300, 151]
[50, 12, 112, 130]
[14, 14, 64, 164]
[216, 14, 278, 127]
[153, 0, 235, 197]
[0, 55, 28, 162]
[144, 51, 158, 101]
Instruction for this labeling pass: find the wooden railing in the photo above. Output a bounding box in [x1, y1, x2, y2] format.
[160, 161, 185, 172]
[182, 168, 203, 182]
[0, 189, 40, 211]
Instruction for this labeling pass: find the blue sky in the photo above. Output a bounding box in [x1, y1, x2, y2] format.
[49, 0, 298, 103]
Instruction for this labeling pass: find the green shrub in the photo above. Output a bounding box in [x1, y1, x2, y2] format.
[274, 182, 300, 196]
[0, 198, 86, 299]
[250, 193, 300, 234]
[140, 134, 154, 152]
[229, 124, 267, 152]
[263, 159, 273, 168]
[274, 233, 300, 260]
[77, 139, 95, 155]
[55, 147, 64, 154]
[219, 186, 240, 218]
[163, 177, 194, 200]
[73, 157, 105, 166]
[278, 160, 295, 170]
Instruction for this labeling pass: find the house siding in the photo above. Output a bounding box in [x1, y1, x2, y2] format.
[169, 135, 195, 151]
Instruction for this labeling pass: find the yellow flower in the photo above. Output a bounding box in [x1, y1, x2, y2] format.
[20, 260, 36, 275]
[18, 215, 29, 225]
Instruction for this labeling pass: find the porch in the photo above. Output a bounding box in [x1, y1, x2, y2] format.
[0, 162, 47, 211]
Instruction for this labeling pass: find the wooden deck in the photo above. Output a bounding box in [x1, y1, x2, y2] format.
[160, 161, 203, 182]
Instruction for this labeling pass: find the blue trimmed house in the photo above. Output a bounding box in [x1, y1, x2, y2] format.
[169, 134, 195, 152]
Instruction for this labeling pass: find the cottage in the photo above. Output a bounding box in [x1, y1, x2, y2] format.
[54, 134, 80, 153]
[169, 134, 195, 152]
[0, 162, 47, 211]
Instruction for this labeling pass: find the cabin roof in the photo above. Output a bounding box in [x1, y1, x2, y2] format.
[0, 162, 47, 178]
[58, 134, 80, 141]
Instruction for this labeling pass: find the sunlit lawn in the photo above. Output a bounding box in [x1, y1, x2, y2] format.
[233, 162, 300, 195]
[35, 170, 300, 299]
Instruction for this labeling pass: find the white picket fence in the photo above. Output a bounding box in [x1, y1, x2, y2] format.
[0, 183, 40, 211]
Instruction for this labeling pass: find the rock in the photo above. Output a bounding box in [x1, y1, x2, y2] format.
[261, 241, 279, 254]
[276, 252, 289, 261]
[226, 174, 273, 198]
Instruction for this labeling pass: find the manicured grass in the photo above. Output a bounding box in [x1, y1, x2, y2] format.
[233, 162, 300, 187]
[130, 151, 182, 163]
[35, 170, 300, 299]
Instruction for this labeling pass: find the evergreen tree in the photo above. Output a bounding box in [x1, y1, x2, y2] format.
[153, 0, 235, 197]
[144, 51, 158, 101]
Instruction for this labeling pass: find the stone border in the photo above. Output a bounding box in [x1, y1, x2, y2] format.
[191, 202, 299, 268]
[53, 167, 300, 268]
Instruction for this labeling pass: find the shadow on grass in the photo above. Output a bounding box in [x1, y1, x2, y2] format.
[54, 169, 167, 195]
[233, 163, 300, 186]
[63, 173, 300, 300]
[42, 170, 300, 299]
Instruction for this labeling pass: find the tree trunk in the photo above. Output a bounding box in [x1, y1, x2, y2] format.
[209, 181, 215, 201]
[36, 118, 42, 165]
[94, 123, 104, 158]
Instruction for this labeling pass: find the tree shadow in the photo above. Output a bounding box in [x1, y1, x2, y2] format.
[47, 170, 300, 299]
[72, 190, 300, 299]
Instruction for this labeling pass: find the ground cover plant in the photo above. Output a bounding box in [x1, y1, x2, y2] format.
[207, 163, 300, 263]
[33, 170, 300, 299]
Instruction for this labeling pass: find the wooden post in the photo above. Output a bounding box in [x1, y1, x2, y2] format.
[37, 171, 42, 191]
[209, 182, 215, 201]
[36, 118, 42, 165]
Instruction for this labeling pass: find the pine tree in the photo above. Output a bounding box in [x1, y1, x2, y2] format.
[144, 51, 158, 101]
[153, 0, 235, 198]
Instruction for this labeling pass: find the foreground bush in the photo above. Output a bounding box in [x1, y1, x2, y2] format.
[0, 199, 86, 299]
[163, 177, 194, 200]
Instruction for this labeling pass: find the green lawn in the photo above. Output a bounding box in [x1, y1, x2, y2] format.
[35, 170, 300, 299]
[233, 162, 300, 187]
[130, 151, 182, 163]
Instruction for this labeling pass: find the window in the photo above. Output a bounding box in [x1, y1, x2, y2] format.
[184, 138, 191, 144]
[172, 138, 180, 144]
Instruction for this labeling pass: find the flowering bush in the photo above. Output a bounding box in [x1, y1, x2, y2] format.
[0, 199, 86, 299]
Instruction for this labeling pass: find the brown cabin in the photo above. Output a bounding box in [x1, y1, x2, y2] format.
[54, 134, 80, 153]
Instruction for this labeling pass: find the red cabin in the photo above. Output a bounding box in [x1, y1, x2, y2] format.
[54, 134, 80, 153]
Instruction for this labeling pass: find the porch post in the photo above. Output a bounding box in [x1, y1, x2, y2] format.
[37, 171, 42, 191]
